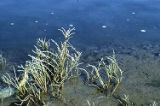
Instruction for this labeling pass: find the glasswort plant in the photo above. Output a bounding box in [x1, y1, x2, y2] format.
[2, 27, 82, 105]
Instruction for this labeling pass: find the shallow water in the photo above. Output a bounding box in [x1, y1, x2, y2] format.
[0, 0, 160, 105]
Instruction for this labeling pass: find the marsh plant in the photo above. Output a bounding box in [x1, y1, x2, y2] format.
[116, 94, 135, 106]
[150, 101, 158, 106]
[2, 27, 82, 105]
[87, 51, 123, 95]
[0, 53, 6, 72]
[1, 27, 124, 106]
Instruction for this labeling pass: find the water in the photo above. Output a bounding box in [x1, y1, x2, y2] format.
[0, 0, 160, 105]
[1, 0, 160, 47]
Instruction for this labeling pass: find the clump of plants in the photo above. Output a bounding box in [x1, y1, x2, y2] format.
[150, 101, 158, 106]
[116, 94, 135, 106]
[1, 27, 125, 106]
[86, 51, 123, 95]
[2, 27, 82, 105]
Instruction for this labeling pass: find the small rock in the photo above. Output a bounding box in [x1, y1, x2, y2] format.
[0, 87, 16, 99]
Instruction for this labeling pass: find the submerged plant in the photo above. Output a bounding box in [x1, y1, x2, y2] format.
[2, 27, 82, 105]
[116, 94, 135, 106]
[0, 54, 6, 72]
[150, 101, 158, 106]
[87, 51, 123, 95]
[1, 27, 125, 105]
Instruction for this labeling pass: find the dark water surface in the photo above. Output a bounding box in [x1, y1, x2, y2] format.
[0, 0, 160, 49]
[0, 0, 160, 105]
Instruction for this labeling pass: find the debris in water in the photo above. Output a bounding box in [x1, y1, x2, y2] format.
[34, 20, 39, 23]
[132, 12, 136, 15]
[10, 23, 15, 26]
[50, 12, 54, 15]
[140, 29, 146, 32]
[102, 25, 107, 29]
[69, 24, 73, 27]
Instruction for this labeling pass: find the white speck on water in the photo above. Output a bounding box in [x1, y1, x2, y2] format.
[34, 20, 39, 23]
[140, 29, 146, 32]
[69, 24, 73, 27]
[132, 12, 136, 15]
[50, 12, 54, 15]
[102, 25, 107, 29]
[45, 23, 48, 26]
[10, 23, 15, 26]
